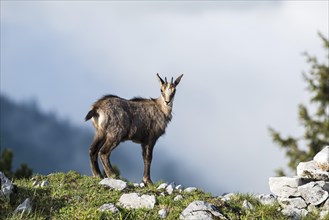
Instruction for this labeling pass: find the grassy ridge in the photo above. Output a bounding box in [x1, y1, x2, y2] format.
[0, 171, 318, 219]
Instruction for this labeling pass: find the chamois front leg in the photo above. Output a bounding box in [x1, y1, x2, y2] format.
[99, 137, 120, 178]
[142, 143, 155, 186]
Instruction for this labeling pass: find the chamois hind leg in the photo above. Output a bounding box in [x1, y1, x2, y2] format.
[142, 142, 155, 186]
[99, 136, 120, 178]
[89, 133, 105, 178]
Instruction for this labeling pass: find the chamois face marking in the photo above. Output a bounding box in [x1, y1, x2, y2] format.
[157, 73, 183, 106]
[161, 83, 176, 106]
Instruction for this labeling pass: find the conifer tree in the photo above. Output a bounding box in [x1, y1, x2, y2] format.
[269, 33, 329, 176]
[0, 147, 33, 179]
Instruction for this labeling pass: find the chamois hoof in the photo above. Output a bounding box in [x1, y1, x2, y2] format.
[92, 173, 103, 179]
[143, 179, 153, 186]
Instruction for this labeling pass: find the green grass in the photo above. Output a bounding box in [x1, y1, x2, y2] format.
[0, 171, 323, 219]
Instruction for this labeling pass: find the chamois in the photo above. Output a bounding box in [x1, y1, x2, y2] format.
[85, 73, 183, 185]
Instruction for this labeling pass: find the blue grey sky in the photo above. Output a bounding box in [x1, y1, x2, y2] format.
[1, 1, 328, 194]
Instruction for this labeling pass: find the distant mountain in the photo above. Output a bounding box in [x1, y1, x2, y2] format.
[0, 95, 185, 184]
[0, 94, 92, 174]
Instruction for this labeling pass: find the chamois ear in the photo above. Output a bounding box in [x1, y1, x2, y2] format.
[156, 73, 165, 85]
[174, 74, 184, 86]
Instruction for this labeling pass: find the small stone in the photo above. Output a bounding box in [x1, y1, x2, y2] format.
[157, 183, 168, 190]
[175, 184, 183, 191]
[32, 180, 39, 187]
[298, 182, 329, 206]
[166, 183, 176, 195]
[139, 183, 145, 188]
[242, 200, 254, 210]
[278, 197, 307, 209]
[269, 177, 303, 198]
[99, 203, 119, 213]
[183, 187, 197, 193]
[314, 146, 329, 171]
[41, 181, 49, 187]
[222, 193, 235, 201]
[118, 193, 156, 209]
[160, 192, 166, 197]
[180, 200, 227, 220]
[99, 178, 127, 191]
[174, 195, 183, 201]
[14, 198, 32, 214]
[258, 194, 277, 205]
[133, 183, 140, 187]
[158, 208, 169, 218]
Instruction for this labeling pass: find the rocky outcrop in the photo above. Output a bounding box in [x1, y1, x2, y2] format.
[269, 145, 329, 219]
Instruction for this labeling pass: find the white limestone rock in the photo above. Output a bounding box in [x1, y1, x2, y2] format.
[183, 187, 197, 193]
[118, 193, 156, 209]
[174, 195, 183, 201]
[258, 194, 277, 205]
[158, 208, 169, 219]
[0, 172, 14, 200]
[14, 198, 32, 215]
[314, 146, 329, 171]
[99, 178, 127, 191]
[180, 201, 227, 220]
[269, 177, 303, 198]
[99, 203, 119, 213]
[281, 207, 308, 220]
[317, 181, 329, 192]
[222, 193, 235, 202]
[297, 161, 329, 180]
[176, 184, 183, 191]
[41, 180, 49, 188]
[157, 183, 168, 190]
[298, 182, 329, 206]
[32, 180, 39, 187]
[278, 197, 307, 209]
[166, 182, 176, 195]
[242, 200, 254, 210]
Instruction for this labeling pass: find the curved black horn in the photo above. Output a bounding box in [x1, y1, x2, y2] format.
[157, 73, 165, 85]
[165, 77, 168, 83]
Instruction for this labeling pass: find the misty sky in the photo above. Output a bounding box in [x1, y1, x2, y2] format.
[1, 1, 328, 194]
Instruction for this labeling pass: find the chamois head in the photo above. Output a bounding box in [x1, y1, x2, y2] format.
[157, 73, 183, 106]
